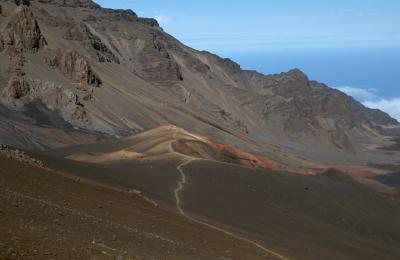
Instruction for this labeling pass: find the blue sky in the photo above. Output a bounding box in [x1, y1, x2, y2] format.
[96, 0, 400, 52]
[95, 1, 400, 121]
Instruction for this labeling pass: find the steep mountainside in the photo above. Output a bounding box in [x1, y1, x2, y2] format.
[0, 0, 399, 166]
[2, 2, 400, 259]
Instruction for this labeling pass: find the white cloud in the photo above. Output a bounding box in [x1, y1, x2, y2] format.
[336, 86, 378, 101]
[364, 98, 400, 122]
[154, 15, 171, 27]
[334, 86, 400, 122]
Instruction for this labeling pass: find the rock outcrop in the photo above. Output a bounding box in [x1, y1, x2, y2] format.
[0, 4, 96, 132]
[135, 32, 183, 82]
[29, 79, 92, 127]
[60, 50, 102, 88]
[44, 48, 102, 88]
[0, 5, 46, 53]
[64, 22, 119, 63]
[2, 76, 92, 128]
[4, 76, 31, 99]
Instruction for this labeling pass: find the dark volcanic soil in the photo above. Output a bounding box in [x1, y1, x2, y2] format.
[0, 155, 278, 259]
[180, 160, 400, 259]
[28, 148, 400, 259]
[373, 172, 400, 188]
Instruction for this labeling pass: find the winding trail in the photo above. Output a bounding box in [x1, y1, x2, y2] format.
[170, 125, 287, 259]
[174, 159, 195, 216]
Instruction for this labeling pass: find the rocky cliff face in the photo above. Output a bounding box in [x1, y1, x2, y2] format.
[0, 0, 398, 166]
[64, 22, 120, 63]
[0, 1, 98, 132]
[55, 50, 101, 88]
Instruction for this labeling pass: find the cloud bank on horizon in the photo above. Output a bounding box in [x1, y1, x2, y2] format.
[336, 86, 400, 122]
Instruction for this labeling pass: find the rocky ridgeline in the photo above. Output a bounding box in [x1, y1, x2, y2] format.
[0, 144, 44, 167]
[0, 0, 398, 153]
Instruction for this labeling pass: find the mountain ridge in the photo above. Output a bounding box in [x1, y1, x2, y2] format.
[0, 0, 399, 168]
[2, 2, 400, 258]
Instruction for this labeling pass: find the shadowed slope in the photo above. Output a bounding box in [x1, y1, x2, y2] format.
[0, 155, 280, 259]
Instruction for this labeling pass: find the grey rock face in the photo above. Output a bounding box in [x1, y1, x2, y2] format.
[64, 22, 119, 63]
[43, 48, 102, 88]
[59, 50, 102, 88]
[2, 76, 92, 129]
[135, 32, 183, 82]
